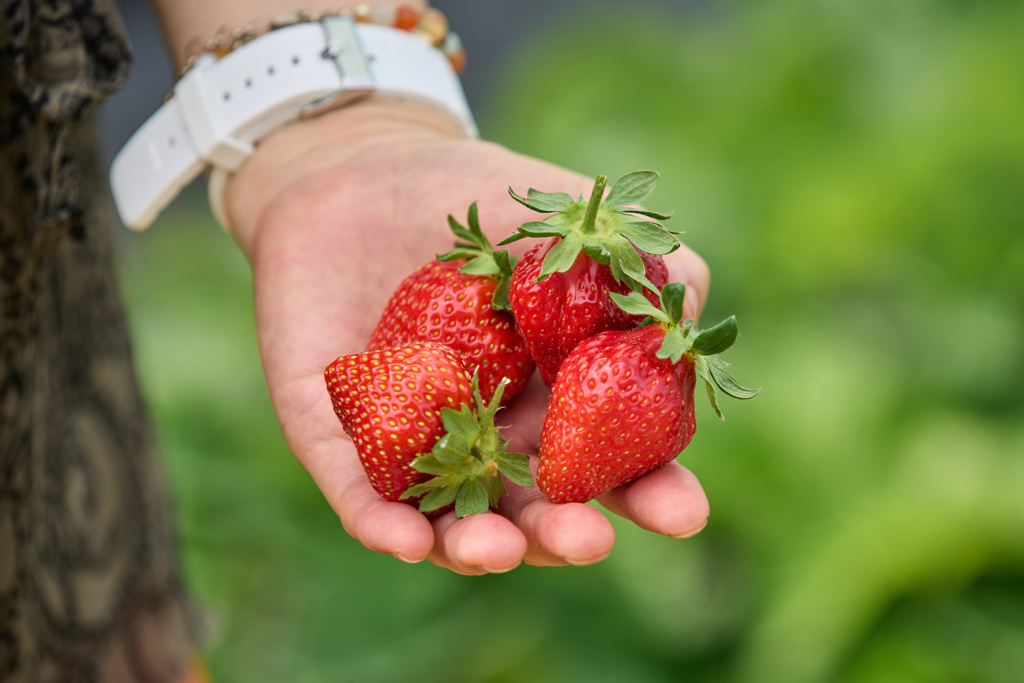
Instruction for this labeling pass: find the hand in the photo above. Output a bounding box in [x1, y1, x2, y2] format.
[225, 101, 712, 574]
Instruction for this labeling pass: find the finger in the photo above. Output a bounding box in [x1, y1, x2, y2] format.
[301, 437, 436, 563]
[596, 461, 710, 539]
[663, 244, 711, 323]
[496, 372, 549, 453]
[498, 462, 616, 567]
[495, 382, 617, 566]
[427, 510, 528, 575]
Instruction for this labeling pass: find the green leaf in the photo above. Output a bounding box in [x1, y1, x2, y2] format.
[497, 232, 528, 245]
[694, 356, 724, 420]
[440, 406, 480, 443]
[418, 482, 461, 513]
[490, 251, 515, 312]
[437, 249, 478, 262]
[409, 453, 454, 476]
[458, 255, 500, 276]
[401, 476, 446, 498]
[491, 271, 512, 312]
[483, 378, 508, 419]
[604, 236, 660, 295]
[468, 369, 487, 419]
[692, 317, 739, 356]
[610, 259, 659, 295]
[605, 170, 659, 206]
[583, 245, 611, 266]
[483, 474, 507, 508]
[493, 250, 513, 277]
[517, 220, 568, 238]
[604, 234, 648, 282]
[508, 186, 555, 213]
[455, 480, 490, 517]
[704, 378, 724, 420]
[660, 283, 687, 325]
[466, 202, 484, 239]
[445, 203, 502, 274]
[707, 355, 761, 399]
[432, 432, 471, 464]
[655, 326, 688, 363]
[526, 189, 576, 211]
[495, 452, 534, 487]
[447, 214, 478, 245]
[537, 233, 584, 281]
[622, 208, 674, 221]
[610, 291, 667, 322]
[618, 219, 680, 256]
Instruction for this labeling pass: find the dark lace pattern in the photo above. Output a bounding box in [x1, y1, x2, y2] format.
[1, 1, 199, 681]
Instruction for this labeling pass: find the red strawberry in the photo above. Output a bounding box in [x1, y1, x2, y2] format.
[509, 237, 669, 386]
[325, 341, 533, 516]
[501, 171, 679, 386]
[367, 203, 534, 403]
[537, 284, 760, 504]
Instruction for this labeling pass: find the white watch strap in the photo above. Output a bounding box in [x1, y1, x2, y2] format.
[110, 18, 476, 230]
[358, 23, 474, 132]
[109, 97, 207, 230]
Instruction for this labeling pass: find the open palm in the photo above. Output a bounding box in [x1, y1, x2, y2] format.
[224, 103, 712, 574]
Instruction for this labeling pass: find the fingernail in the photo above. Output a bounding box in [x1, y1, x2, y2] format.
[669, 518, 708, 539]
[393, 553, 425, 564]
[478, 564, 518, 574]
[683, 282, 700, 323]
[565, 550, 611, 567]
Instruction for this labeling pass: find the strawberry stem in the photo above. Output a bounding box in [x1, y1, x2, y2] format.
[579, 175, 608, 236]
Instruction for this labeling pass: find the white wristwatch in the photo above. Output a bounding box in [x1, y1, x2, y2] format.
[110, 15, 477, 230]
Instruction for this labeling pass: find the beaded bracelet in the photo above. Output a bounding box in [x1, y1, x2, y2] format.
[179, 3, 466, 82]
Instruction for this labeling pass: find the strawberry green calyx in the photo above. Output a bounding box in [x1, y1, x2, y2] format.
[400, 371, 533, 517]
[610, 283, 761, 420]
[438, 202, 516, 312]
[500, 171, 682, 294]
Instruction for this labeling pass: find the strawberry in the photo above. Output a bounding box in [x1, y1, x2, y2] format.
[537, 283, 760, 504]
[366, 203, 534, 403]
[325, 341, 533, 517]
[508, 237, 669, 387]
[501, 171, 679, 386]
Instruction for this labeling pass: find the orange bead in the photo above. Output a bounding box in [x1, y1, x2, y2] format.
[417, 7, 448, 47]
[353, 5, 372, 23]
[394, 5, 420, 31]
[448, 47, 466, 74]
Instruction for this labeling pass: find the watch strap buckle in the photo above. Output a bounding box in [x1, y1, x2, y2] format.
[303, 16, 375, 118]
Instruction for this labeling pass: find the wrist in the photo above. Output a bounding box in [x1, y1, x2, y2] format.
[224, 99, 466, 254]
[112, 6, 475, 233]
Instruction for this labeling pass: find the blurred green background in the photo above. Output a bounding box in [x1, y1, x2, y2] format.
[116, 0, 1024, 680]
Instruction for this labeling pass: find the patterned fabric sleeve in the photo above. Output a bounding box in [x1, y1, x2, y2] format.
[1, 1, 204, 681]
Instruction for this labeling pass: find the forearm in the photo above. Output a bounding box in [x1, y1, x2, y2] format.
[149, 0, 430, 70]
